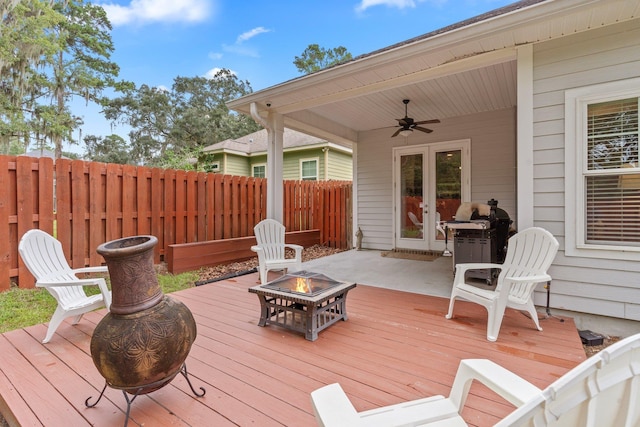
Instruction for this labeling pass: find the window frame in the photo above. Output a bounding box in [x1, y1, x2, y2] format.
[252, 163, 266, 178]
[565, 77, 640, 260]
[300, 157, 319, 181]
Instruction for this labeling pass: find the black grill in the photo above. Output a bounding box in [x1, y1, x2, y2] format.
[451, 199, 512, 285]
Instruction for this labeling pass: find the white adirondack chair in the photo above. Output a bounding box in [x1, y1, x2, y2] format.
[445, 227, 559, 341]
[409, 211, 446, 240]
[311, 332, 640, 427]
[251, 219, 303, 284]
[18, 229, 112, 343]
[408, 211, 423, 234]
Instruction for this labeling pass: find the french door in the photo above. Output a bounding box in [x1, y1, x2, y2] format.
[394, 140, 470, 251]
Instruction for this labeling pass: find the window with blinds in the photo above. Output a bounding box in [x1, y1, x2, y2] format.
[585, 98, 640, 246]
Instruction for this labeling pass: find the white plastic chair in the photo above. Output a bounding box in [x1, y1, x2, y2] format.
[409, 211, 446, 240]
[311, 333, 640, 427]
[435, 211, 446, 240]
[408, 211, 423, 233]
[251, 219, 303, 284]
[445, 227, 559, 341]
[18, 229, 111, 343]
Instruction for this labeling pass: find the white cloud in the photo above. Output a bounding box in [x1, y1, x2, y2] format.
[100, 0, 213, 26]
[208, 52, 223, 60]
[355, 0, 417, 12]
[216, 26, 271, 58]
[236, 27, 270, 44]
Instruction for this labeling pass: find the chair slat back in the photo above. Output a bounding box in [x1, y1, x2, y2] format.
[499, 333, 640, 426]
[18, 229, 87, 307]
[496, 227, 559, 302]
[19, 229, 72, 279]
[254, 219, 287, 260]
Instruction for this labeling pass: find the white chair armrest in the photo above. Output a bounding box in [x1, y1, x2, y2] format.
[453, 263, 503, 287]
[455, 263, 503, 273]
[36, 277, 108, 288]
[250, 245, 262, 253]
[311, 383, 363, 427]
[72, 266, 108, 275]
[284, 243, 303, 253]
[505, 274, 552, 284]
[448, 359, 542, 411]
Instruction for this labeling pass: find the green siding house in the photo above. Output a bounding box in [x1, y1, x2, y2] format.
[201, 128, 352, 181]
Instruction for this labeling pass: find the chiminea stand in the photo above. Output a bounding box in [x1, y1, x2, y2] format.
[85, 363, 205, 427]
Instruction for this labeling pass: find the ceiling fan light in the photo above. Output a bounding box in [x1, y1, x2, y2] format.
[399, 129, 412, 137]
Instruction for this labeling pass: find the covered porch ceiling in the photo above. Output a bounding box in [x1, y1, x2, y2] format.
[227, 0, 640, 144]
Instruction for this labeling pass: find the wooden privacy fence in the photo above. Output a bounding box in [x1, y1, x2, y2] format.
[1, 155, 352, 291]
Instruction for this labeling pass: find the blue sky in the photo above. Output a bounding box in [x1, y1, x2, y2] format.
[70, 0, 515, 154]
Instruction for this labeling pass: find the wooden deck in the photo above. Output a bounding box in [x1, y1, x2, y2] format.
[0, 272, 586, 427]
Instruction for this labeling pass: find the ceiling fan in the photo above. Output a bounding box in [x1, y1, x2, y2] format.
[391, 99, 440, 137]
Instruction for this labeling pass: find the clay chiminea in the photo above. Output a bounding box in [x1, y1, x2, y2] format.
[86, 235, 204, 424]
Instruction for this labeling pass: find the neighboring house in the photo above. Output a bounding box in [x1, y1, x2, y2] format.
[228, 0, 640, 326]
[22, 149, 70, 161]
[201, 128, 352, 181]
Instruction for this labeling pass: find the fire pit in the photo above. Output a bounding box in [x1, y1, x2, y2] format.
[249, 271, 356, 341]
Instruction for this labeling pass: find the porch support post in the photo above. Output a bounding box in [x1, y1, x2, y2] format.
[266, 112, 284, 223]
[516, 44, 534, 229]
[250, 102, 284, 223]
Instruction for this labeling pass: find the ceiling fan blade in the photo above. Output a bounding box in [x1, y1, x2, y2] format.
[414, 119, 440, 125]
[391, 128, 402, 138]
[414, 126, 433, 134]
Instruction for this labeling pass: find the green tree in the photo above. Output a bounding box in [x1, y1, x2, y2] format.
[103, 70, 261, 166]
[293, 44, 352, 74]
[44, 0, 121, 159]
[1, 0, 124, 158]
[0, 0, 62, 154]
[83, 133, 132, 164]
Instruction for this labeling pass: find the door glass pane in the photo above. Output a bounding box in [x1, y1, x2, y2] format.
[435, 150, 462, 240]
[400, 153, 423, 239]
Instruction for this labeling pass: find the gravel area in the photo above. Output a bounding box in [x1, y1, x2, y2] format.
[583, 335, 621, 357]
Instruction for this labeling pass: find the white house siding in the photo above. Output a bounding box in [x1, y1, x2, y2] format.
[531, 19, 640, 320]
[357, 107, 516, 250]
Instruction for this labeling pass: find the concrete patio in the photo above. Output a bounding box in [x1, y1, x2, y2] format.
[300, 248, 640, 338]
[301, 248, 455, 298]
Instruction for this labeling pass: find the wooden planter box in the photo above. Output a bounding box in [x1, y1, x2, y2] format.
[166, 230, 321, 274]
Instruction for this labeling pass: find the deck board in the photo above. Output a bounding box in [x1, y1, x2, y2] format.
[0, 272, 586, 427]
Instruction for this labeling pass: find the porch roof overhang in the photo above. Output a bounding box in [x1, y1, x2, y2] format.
[228, 0, 639, 144]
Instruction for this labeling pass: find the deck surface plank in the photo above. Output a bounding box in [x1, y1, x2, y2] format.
[0, 272, 586, 427]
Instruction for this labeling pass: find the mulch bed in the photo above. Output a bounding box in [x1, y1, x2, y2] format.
[194, 244, 344, 283]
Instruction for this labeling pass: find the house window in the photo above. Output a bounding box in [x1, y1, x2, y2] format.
[253, 164, 266, 178]
[586, 99, 639, 245]
[300, 158, 318, 181]
[565, 79, 640, 259]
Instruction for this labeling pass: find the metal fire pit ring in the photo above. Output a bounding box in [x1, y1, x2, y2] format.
[249, 271, 356, 341]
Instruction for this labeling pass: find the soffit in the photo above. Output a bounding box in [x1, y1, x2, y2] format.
[228, 0, 640, 143]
